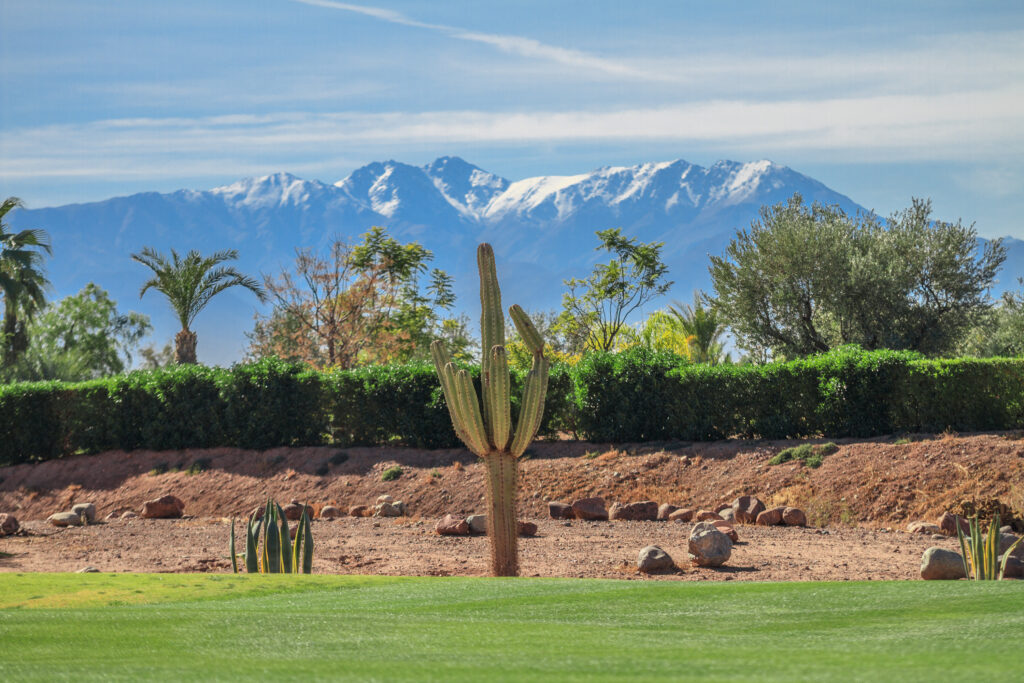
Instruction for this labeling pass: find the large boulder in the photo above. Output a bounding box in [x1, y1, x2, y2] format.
[688, 521, 732, 567]
[435, 514, 470, 536]
[999, 533, 1023, 558]
[782, 507, 807, 527]
[71, 503, 96, 523]
[637, 545, 674, 573]
[657, 503, 680, 521]
[1000, 553, 1024, 578]
[668, 508, 695, 522]
[731, 496, 766, 524]
[756, 507, 784, 526]
[571, 497, 608, 521]
[140, 494, 184, 519]
[0, 513, 19, 536]
[609, 501, 658, 521]
[319, 505, 343, 520]
[48, 512, 82, 527]
[548, 502, 574, 520]
[920, 547, 966, 580]
[938, 512, 969, 537]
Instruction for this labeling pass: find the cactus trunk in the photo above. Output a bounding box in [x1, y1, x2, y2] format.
[485, 452, 519, 577]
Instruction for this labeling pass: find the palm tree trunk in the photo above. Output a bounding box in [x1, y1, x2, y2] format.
[175, 329, 197, 364]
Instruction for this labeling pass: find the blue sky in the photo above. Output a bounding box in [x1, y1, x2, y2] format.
[2, 0, 1023, 237]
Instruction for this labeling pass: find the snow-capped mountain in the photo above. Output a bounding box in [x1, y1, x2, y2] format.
[9, 156, 1017, 365]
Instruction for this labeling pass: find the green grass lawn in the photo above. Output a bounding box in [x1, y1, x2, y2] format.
[1, 574, 1022, 681]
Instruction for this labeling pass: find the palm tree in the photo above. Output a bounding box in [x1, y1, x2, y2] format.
[668, 291, 729, 365]
[1, 197, 51, 368]
[132, 247, 266, 364]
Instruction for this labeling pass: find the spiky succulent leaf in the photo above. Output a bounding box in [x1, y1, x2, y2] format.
[300, 509, 314, 574]
[230, 518, 238, 574]
[276, 502, 292, 573]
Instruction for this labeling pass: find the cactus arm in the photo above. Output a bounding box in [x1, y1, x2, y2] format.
[230, 518, 238, 574]
[433, 346, 473, 447]
[451, 366, 490, 456]
[509, 305, 544, 354]
[276, 502, 293, 573]
[301, 510, 314, 574]
[510, 354, 550, 457]
[486, 345, 512, 451]
[477, 244, 504, 432]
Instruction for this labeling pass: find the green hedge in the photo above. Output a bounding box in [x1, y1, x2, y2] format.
[1, 348, 1022, 467]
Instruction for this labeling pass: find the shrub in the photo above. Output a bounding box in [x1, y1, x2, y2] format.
[381, 466, 402, 481]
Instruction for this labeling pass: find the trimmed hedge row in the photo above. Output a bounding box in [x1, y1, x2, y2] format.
[1, 347, 1023, 466]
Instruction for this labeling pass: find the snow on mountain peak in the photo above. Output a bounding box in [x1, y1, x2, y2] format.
[210, 172, 326, 209]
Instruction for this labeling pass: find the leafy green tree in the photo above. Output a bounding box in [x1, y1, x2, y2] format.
[133, 247, 265, 364]
[959, 278, 1024, 357]
[138, 341, 175, 369]
[1, 197, 52, 368]
[668, 292, 729, 365]
[560, 228, 673, 352]
[710, 195, 1005, 358]
[5, 283, 151, 381]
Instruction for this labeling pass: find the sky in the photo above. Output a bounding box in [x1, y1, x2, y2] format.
[1, 1, 1023, 238]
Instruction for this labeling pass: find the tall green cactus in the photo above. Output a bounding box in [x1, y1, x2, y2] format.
[431, 243, 549, 576]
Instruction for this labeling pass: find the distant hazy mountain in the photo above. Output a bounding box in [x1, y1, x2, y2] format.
[9, 157, 1020, 365]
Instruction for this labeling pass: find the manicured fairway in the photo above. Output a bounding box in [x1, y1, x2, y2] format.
[1, 575, 1022, 681]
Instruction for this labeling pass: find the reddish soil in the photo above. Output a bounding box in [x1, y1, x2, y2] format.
[1, 432, 1022, 579]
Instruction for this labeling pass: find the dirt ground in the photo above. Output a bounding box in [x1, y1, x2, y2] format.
[1, 432, 1022, 580]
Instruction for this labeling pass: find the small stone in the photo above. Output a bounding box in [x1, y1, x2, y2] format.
[637, 545, 674, 573]
[376, 494, 394, 504]
[76, 566, 100, 573]
[931, 534, 945, 540]
[688, 521, 732, 567]
[71, 503, 96, 523]
[719, 508, 737, 523]
[140, 494, 184, 519]
[712, 520, 739, 542]
[435, 514, 470, 536]
[609, 501, 658, 521]
[562, 521, 572, 527]
[1000, 525, 1014, 535]
[782, 507, 807, 527]
[288, 523, 299, 540]
[348, 505, 370, 518]
[319, 505, 343, 520]
[104, 511, 121, 521]
[518, 521, 538, 537]
[0, 513, 19, 536]
[548, 502, 574, 520]
[907, 521, 942, 535]
[668, 508, 695, 522]
[121, 511, 138, 519]
[731, 495, 766, 524]
[283, 503, 313, 521]
[657, 503, 679, 521]
[48, 512, 82, 527]
[756, 507, 784, 526]
[373, 501, 404, 518]
[467, 514, 488, 534]
[694, 510, 723, 522]
[938, 511, 969, 537]
[920, 547, 966, 580]
[571, 497, 608, 521]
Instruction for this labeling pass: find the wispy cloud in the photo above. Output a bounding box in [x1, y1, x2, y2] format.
[291, 0, 661, 81]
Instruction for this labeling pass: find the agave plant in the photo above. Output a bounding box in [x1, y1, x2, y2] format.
[230, 499, 313, 574]
[431, 244, 548, 577]
[956, 513, 1023, 580]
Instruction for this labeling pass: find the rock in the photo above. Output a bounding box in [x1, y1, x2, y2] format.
[694, 510, 723, 522]
[731, 495, 766, 524]
[609, 501, 658, 521]
[907, 521, 942, 535]
[348, 505, 370, 518]
[374, 501, 404, 518]
[0, 513, 19, 536]
[571, 497, 608, 521]
[71, 503, 96, 523]
[104, 511, 121, 521]
[657, 503, 679, 521]
[1000, 525, 1014, 535]
[467, 514, 488, 534]
[76, 566, 100, 573]
[283, 503, 313, 521]
[938, 511, 969, 537]
[688, 521, 732, 567]
[931, 534, 945, 541]
[920, 547, 966, 580]
[518, 521, 538, 537]
[435, 514, 470, 536]
[756, 507, 784, 526]
[637, 545, 674, 573]
[48, 512, 82, 527]
[999, 533, 1023, 558]
[999, 553, 1024, 578]
[319, 505, 343, 520]
[712, 520, 739, 542]
[782, 507, 807, 527]
[719, 508, 736, 523]
[668, 508, 695, 522]
[376, 494, 394, 504]
[548, 501, 574, 520]
[121, 511, 138, 519]
[140, 494, 184, 519]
